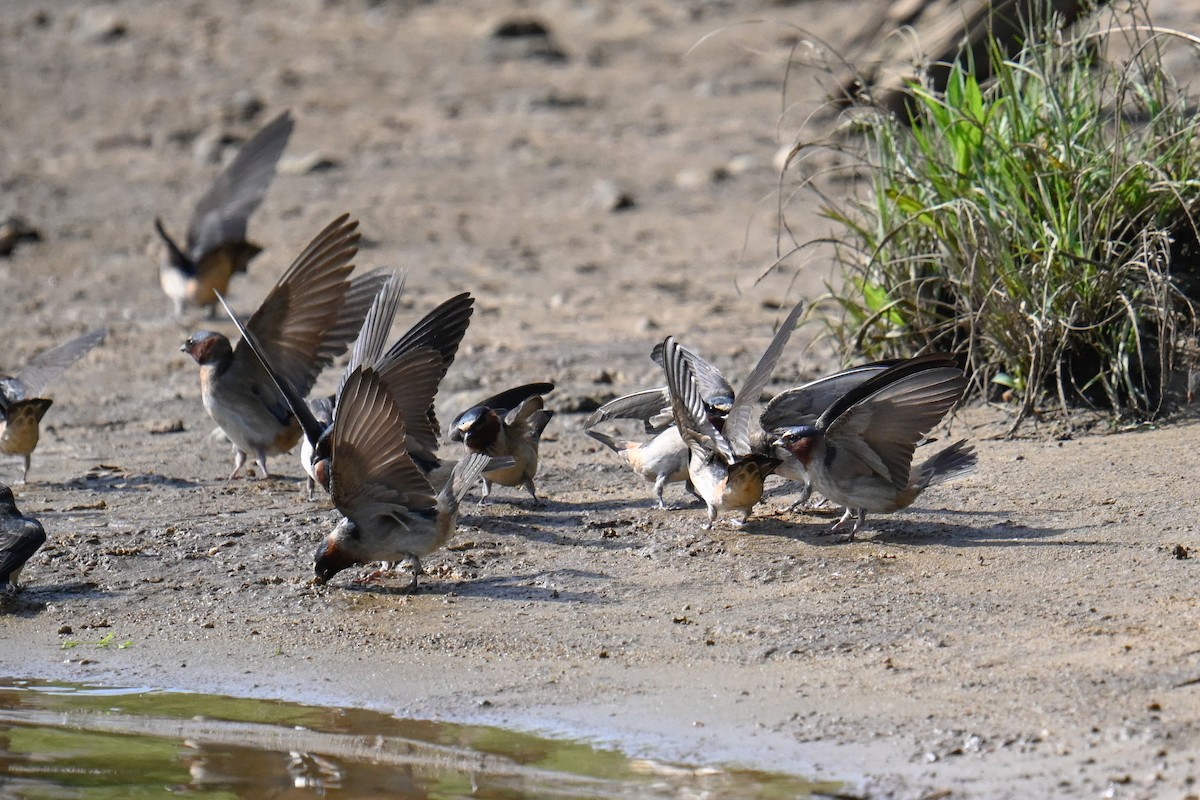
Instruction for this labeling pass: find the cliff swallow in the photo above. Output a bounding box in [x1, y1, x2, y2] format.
[758, 360, 900, 506]
[182, 214, 379, 479]
[772, 354, 976, 540]
[0, 485, 46, 593]
[450, 383, 555, 504]
[0, 328, 107, 482]
[661, 300, 805, 527]
[312, 365, 492, 591]
[218, 275, 475, 497]
[584, 419, 690, 509]
[155, 110, 294, 317]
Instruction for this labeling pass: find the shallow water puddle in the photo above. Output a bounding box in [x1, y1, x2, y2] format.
[0, 679, 838, 798]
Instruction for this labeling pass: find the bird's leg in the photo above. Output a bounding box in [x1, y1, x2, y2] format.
[701, 503, 717, 530]
[828, 507, 855, 534]
[227, 449, 247, 480]
[477, 478, 493, 506]
[729, 510, 750, 528]
[783, 482, 814, 513]
[305, 477, 316, 501]
[653, 474, 669, 510]
[254, 450, 271, 479]
[843, 509, 867, 542]
[523, 478, 543, 506]
[20, 454, 30, 484]
[402, 556, 424, 595]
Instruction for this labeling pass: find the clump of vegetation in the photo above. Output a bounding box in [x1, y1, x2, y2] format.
[791, 2, 1200, 430]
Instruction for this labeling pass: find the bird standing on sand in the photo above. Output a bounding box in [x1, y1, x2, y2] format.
[772, 354, 976, 540]
[155, 110, 294, 317]
[312, 366, 492, 592]
[0, 328, 107, 482]
[451, 383, 555, 504]
[180, 214, 379, 479]
[662, 300, 806, 527]
[583, 345, 734, 509]
[219, 274, 476, 497]
[0, 484, 46, 593]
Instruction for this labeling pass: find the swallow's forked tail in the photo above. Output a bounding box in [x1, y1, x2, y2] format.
[913, 439, 976, 491]
[439, 451, 493, 513]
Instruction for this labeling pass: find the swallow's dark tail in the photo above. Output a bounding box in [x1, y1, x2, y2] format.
[153, 218, 193, 273]
[529, 409, 555, 441]
[912, 439, 976, 491]
[584, 427, 622, 453]
[439, 451, 493, 513]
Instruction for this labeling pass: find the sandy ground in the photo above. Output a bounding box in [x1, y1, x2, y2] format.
[4, 0, 1200, 797]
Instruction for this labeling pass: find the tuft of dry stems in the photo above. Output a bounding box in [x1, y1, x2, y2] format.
[775, 0, 1200, 432]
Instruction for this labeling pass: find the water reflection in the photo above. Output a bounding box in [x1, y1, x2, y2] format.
[0, 679, 839, 799]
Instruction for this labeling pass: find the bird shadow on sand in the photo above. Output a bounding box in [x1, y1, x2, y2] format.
[0, 581, 109, 616]
[448, 571, 606, 603]
[747, 509, 1062, 548]
[49, 471, 201, 493]
[332, 571, 603, 603]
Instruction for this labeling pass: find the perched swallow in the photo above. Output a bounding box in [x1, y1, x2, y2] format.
[181, 214, 379, 479]
[155, 110, 294, 317]
[451, 383, 555, 504]
[772, 354, 976, 540]
[0, 328, 107, 482]
[0, 485, 46, 593]
[758, 360, 899, 506]
[585, 420, 690, 509]
[662, 300, 805, 527]
[313, 365, 492, 591]
[220, 274, 476, 496]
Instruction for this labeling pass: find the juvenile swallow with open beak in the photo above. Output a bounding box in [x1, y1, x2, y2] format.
[451, 383, 555, 504]
[0, 328, 107, 482]
[772, 354, 976, 540]
[0, 484, 47, 593]
[662, 300, 805, 527]
[220, 274, 476, 497]
[156, 110, 294, 317]
[312, 365, 492, 592]
[758, 360, 900, 506]
[181, 214, 380, 479]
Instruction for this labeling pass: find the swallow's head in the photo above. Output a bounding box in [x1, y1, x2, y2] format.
[453, 406, 501, 451]
[706, 394, 735, 416]
[181, 331, 232, 366]
[772, 425, 823, 467]
[313, 522, 359, 584]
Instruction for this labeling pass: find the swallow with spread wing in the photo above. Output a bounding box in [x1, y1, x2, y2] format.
[155, 110, 294, 317]
[772, 354, 976, 540]
[313, 365, 492, 592]
[0, 328, 107, 482]
[661, 300, 805, 527]
[181, 214, 380, 479]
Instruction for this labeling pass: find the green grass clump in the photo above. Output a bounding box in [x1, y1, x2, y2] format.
[803, 3, 1200, 429]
